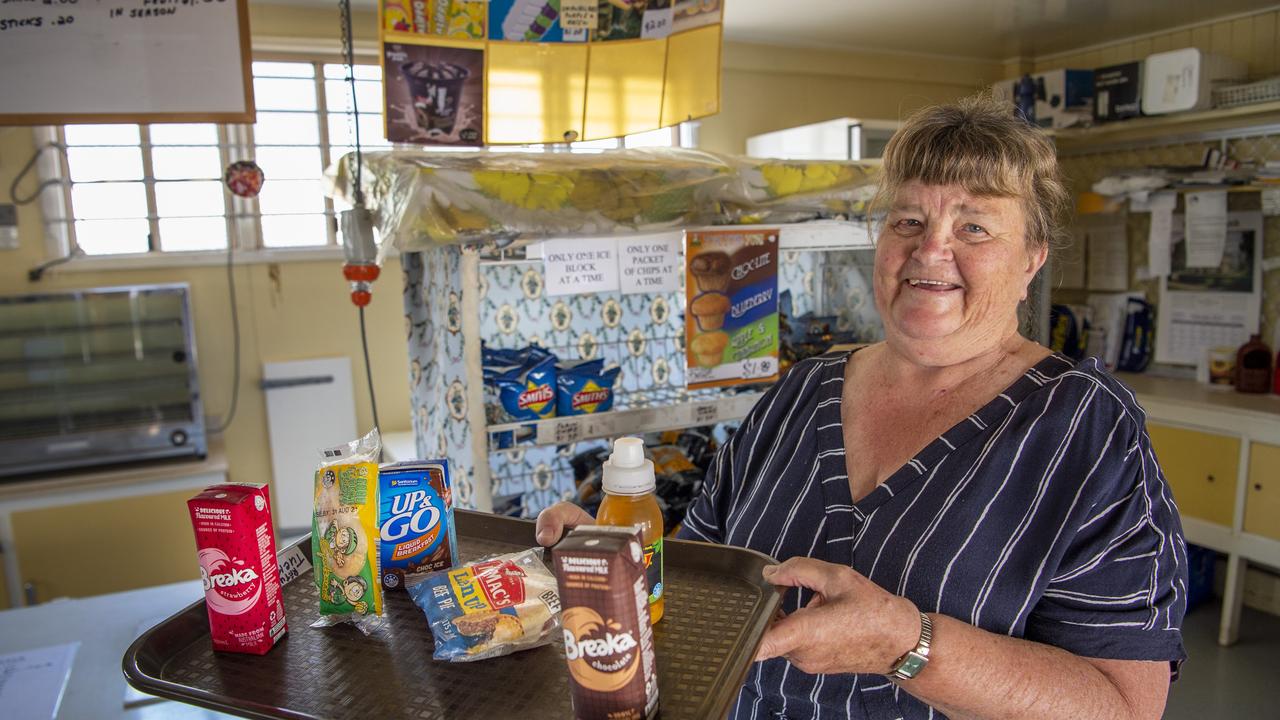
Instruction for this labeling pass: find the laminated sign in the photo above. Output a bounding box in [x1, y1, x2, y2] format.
[685, 229, 780, 389]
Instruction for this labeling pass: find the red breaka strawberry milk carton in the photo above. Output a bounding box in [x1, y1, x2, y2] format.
[187, 483, 287, 655]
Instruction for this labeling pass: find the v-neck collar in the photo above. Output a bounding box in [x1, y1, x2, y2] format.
[816, 350, 1075, 563]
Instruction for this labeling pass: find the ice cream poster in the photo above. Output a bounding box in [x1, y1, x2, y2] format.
[489, 0, 587, 42]
[685, 229, 780, 390]
[384, 43, 484, 146]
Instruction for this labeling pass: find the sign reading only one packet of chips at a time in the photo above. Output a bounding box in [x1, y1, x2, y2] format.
[685, 229, 780, 390]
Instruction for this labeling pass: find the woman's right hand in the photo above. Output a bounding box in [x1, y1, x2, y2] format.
[535, 502, 595, 546]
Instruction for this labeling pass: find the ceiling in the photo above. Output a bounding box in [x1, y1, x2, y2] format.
[722, 0, 1280, 59]
[283, 0, 1279, 61]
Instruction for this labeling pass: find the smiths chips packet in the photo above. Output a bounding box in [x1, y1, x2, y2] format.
[313, 429, 383, 622]
[378, 460, 458, 590]
[556, 359, 621, 416]
[487, 354, 557, 423]
[409, 548, 562, 662]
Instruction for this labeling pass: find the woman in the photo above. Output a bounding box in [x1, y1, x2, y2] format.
[537, 96, 1187, 719]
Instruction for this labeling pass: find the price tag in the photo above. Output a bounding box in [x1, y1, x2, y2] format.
[538, 418, 584, 446]
[640, 7, 673, 38]
[742, 356, 777, 380]
[559, 0, 597, 31]
[277, 545, 312, 587]
[692, 401, 720, 425]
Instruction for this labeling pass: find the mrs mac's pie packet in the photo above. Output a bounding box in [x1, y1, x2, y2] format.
[408, 548, 562, 662]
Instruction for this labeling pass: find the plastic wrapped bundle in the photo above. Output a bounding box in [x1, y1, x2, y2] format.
[326, 147, 879, 254]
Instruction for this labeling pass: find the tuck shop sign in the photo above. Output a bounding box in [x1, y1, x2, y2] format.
[542, 234, 680, 297]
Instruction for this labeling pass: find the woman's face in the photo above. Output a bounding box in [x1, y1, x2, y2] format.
[873, 181, 1047, 366]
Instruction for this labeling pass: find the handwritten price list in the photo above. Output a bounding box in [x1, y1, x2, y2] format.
[1, 0, 227, 34]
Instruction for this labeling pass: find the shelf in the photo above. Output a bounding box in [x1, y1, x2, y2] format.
[501, 220, 874, 266]
[1051, 101, 1280, 155]
[0, 318, 183, 341]
[487, 387, 764, 448]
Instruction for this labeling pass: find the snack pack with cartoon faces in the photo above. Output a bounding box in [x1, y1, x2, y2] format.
[313, 429, 384, 620]
[408, 548, 562, 662]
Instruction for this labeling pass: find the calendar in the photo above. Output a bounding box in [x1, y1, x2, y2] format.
[1155, 212, 1263, 366]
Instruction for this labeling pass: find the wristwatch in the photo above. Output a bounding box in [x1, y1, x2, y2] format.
[888, 611, 933, 680]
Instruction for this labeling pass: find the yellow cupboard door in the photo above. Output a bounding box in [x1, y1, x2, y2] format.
[1246, 442, 1280, 541]
[1147, 424, 1239, 527]
[11, 488, 200, 603]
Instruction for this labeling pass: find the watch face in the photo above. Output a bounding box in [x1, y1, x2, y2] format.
[897, 652, 928, 678]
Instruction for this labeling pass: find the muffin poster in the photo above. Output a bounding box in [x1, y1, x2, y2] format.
[685, 229, 780, 389]
[383, 42, 484, 146]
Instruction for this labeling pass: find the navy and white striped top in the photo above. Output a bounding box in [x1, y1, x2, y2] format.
[678, 350, 1188, 720]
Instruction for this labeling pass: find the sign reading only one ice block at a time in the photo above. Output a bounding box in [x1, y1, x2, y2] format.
[685, 229, 780, 390]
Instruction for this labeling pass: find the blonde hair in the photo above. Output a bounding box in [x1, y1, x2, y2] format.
[871, 95, 1071, 252]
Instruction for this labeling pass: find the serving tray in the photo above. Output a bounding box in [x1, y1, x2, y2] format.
[124, 510, 781, 719]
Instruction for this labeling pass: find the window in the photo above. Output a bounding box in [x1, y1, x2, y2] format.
[41, 56, 690, 261]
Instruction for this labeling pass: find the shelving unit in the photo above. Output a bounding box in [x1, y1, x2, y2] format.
[1051, 100, 1280, 156]
[401, 219, 878, 516]
[488, 387, 764, 448]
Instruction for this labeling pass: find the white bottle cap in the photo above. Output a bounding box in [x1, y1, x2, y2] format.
[602, 436, 655, 496]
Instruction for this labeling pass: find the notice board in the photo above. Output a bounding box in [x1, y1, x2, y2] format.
[0, 0, 254, 125]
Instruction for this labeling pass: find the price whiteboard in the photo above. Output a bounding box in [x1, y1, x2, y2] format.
[0, 0, 254, 125]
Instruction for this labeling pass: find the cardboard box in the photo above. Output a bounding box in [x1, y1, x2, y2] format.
[1142, 48, 1247, 114]
[993, 69, 1095, 129]
[1094, 62, 1143, 122]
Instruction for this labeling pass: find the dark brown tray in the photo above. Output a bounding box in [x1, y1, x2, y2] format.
[124, 509, 781, 719]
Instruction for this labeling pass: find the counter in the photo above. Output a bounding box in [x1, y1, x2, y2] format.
[1118, 372, 1280, 645]
[0, 439, 228, 608]
[0, 580, 231, 719]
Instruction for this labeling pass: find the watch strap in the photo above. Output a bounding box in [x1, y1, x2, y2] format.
[889, 611, 933, 680]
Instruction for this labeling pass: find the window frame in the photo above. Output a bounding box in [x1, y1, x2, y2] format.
[37, 51, 695, 271]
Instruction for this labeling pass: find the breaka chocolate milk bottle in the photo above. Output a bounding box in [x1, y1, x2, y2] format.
[553, 526, 660, 720]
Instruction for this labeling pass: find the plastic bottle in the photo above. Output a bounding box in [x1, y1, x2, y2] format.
[595, 436, 665, 624]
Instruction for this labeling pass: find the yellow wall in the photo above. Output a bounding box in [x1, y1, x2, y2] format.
[700, 43, 1002, 155]
[1033, 8, 1280, 77]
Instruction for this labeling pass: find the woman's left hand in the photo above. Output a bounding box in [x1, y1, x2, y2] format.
[755, 557, 923, 676]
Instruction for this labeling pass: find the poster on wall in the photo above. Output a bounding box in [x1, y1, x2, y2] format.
[384, 0, 486, 39]
[384, 43, 484, 146]
[685, 229, 780, 390]
[488, 0, 587, 42]
[1154, 211, 1263, 366]
[672, 0, 721, 33]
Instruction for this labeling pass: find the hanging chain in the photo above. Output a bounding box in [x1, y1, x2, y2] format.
[339, 0, 364, 207]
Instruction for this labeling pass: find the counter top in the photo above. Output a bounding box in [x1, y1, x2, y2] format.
[0, 580, 231, 719]
[0, 437, 228, 502]
[1117, 372, 1280, 421]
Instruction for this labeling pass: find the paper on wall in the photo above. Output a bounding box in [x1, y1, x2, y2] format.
[619, 233, 680, 294]
[1155, 211, 1263, 366]
[1147, 192, 1176, 278]
[543, 238, 621, 296]
[1184, 191, 1228, 268]
[1083, 213, 1129, 291]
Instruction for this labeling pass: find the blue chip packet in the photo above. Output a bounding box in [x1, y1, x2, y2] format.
[491, 354, 557, 422]
[557, 360, 620, 416]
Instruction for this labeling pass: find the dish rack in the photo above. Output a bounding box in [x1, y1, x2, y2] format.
[1213, 76, 1280, 109]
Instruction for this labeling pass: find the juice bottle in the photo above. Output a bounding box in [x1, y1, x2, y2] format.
[595, 436, 665, 624]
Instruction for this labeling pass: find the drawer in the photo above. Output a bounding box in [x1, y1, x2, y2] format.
[1148, 424, 1238, 527]
[1246, 442, 1280, 541]
[10, 487, 200, 603]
